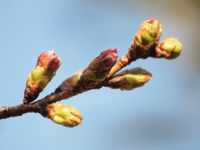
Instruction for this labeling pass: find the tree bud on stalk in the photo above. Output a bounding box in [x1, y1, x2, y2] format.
[134, 18, 162, 48]
[127, 18, 163, 60]
[81, 48, 118, 82]
[106, 68, 152, 90]
[155, 38, 183, 59]
[46, 103, 82, 127]
[24, 50, 61, 103]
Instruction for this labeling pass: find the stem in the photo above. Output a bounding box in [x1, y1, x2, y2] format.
[0, 104, 38, 119]
[0, 80, 98, 119]
[0, 45, 158, 119]
[107, 42, 157, 78]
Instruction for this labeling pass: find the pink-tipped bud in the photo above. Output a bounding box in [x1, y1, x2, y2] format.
[37, 50, 61, 73]
[24, 50, 61, 103]
[82, 48, 118, 82]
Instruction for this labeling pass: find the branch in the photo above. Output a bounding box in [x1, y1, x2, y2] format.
[0, 18, 183, 128]
[0, 77, 109, 119]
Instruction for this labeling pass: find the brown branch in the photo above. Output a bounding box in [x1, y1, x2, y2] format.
[0, 92, 74, 119]
[0, 18, 183, 121]
[0, 46, 152, 120]
[0, 78, 106, 119]
[0, 104, 38, 119]
[0, 45, 164, 119]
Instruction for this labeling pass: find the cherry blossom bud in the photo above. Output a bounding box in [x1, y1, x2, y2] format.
[155, 38, 183, 59]
[82, 48, 118, 82]
[46, 103, 82, 127]
[24, 50, 61, 103]
[36, 50, 61, 73]
[106, 68, 152, 90]
[134, 18, 163, 49]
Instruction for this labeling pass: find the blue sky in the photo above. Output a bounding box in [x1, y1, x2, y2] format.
[0, 0, 200, 150]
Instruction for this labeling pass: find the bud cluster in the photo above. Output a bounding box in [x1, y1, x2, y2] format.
[16, 18, 183, 129]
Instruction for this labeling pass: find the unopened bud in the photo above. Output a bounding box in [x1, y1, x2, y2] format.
[24, 50, 61, 103]
[82, 48, 118, 82]
[37, 50, 61, 73]
[134, 18, 162, 49]
[155, 38, 183, 59]
[106, 68, 152, 90]
[46, 103, 82, 127]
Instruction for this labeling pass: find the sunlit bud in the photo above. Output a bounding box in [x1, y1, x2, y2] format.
[46, 103, 82, 127]
[24, 50, 61, 103]
[106, 68, 152, 90]
[37, 50, 61, 73]
[82, 48, 118, 82]
[155, 38, 183, 59]
[134, 18, 162, 49]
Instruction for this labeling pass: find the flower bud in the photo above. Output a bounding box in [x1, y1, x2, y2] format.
[37, 50, 61, 73]
[46, 103, 82, 127]
[82, 48, 118, 82]
[134, 18, 162, 49]
[155, 38, 183, 59]
[106, 68, 152, 90]
[24, 50, 61, 103]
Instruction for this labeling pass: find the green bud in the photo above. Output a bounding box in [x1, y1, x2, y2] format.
[134, 18, 162, 49]
[155, 38, 183, 59]
[31, 67, 44, 81]
[46, 103, 82, 127]
[124, 74, 150, 90]
[106, 68, 152, 90]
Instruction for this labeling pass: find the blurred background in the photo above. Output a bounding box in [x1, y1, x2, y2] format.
[0, 0, 200, 150]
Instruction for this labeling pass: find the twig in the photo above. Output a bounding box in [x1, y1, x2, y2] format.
[0, 18, 183, 127]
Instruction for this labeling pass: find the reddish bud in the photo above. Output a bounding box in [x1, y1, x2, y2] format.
[24, 50, 61, 103]
[82, 48, 118, 81]
[37, 50, 61, 73]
